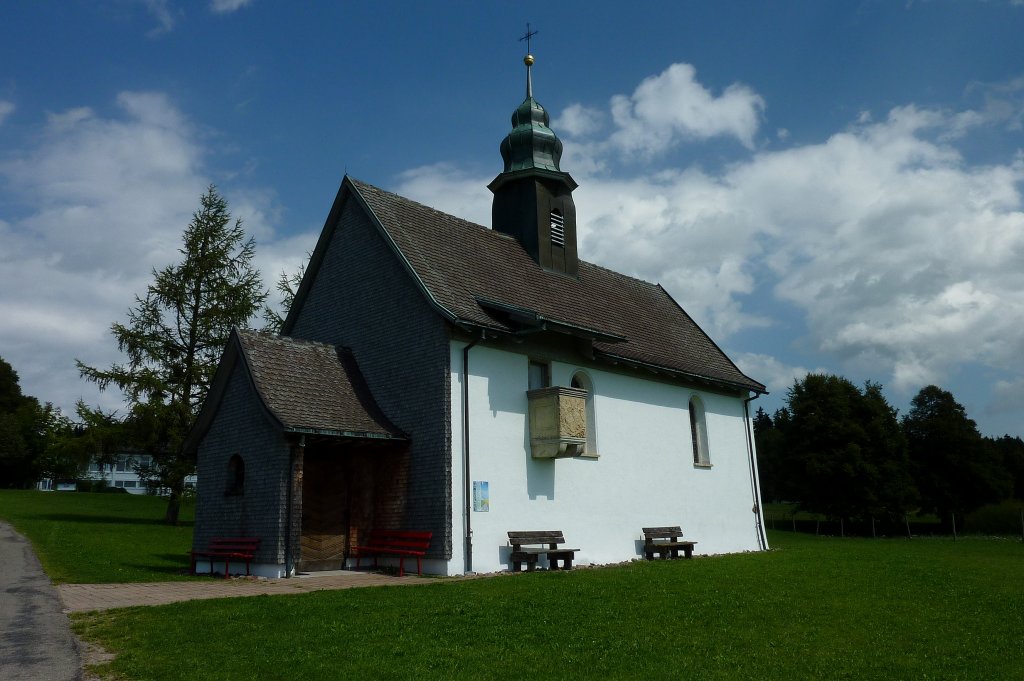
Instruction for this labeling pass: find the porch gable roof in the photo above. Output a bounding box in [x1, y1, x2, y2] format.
[236, 330, 405, 439]
[185, 329, 405, 454]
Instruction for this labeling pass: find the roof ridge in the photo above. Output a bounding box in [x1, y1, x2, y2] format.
[349, 177, 490, 232]
[336, 178, 763, 393]
[349, 179, 662, 290]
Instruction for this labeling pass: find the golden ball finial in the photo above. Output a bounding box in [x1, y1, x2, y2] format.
[524, 54, 535, 66]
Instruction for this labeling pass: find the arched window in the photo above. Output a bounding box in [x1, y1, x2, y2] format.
[225, 454, 245, 496]
[689, 396, 710, 466]
[571, 371, 598, 458]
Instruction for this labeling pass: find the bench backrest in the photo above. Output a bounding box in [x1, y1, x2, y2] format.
[209, 537, 260, 554]
[643, 526, 683, 540]
[363, 530, 432, 552]
[508, 530, 566, 548]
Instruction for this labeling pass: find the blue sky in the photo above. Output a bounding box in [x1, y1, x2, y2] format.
[1, 1, 1023, 438]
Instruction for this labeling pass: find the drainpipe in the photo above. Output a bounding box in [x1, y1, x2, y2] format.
[743, 393, 767, 551]
[462, 332, 484, 574]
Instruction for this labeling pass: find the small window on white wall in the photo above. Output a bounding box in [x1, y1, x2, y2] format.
[571, 371, 598, 458]
[689, 396, 710, 466]
[528, 360, 550, 390]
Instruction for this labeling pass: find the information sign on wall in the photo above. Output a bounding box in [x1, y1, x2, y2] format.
[472, 480, 489, 512]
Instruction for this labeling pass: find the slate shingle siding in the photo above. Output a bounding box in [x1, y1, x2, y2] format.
[288, 199, 453, 558]
[192, 360, 290, 565]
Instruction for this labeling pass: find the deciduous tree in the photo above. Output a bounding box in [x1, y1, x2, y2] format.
[778, 374, 914, 523]
[903, 385, 1010, 527]
[0, 357, 65, 488]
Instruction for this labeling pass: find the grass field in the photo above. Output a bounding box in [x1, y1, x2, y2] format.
[0, 489, 195, 583]
[5, 489, 1023, 679]
[71, 531, 1024, 680]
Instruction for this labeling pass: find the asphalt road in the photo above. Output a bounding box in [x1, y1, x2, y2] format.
[0, 521, 81, 681]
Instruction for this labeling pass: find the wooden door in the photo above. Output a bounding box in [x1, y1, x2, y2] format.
[299, 456, 349, 571]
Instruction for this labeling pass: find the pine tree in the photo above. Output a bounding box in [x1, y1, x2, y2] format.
[78, 186, 267, 523]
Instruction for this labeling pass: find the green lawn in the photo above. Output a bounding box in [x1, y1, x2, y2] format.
[0, 489, 195, 583]
[5, 490, 1022, 678]
[72, 531, 1024, 680]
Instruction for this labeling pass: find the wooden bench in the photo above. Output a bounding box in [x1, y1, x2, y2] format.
[643, 526, 697, 560]
[353, 530, 432, 577]
[508, 530, 579, 572]
[190, 537, 260, 578]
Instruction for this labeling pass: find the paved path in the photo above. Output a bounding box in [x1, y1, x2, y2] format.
[58, 569, 429, 613]
[2, 524, 455, 679]
[0, 521, 82, 681]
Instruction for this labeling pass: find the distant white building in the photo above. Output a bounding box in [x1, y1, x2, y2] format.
[37, 452, 196, 494]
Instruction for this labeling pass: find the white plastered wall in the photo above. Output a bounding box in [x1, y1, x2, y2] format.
[449, 341, 765, 575]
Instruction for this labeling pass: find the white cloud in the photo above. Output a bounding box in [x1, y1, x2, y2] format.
[0, 91, 293, 416]
[395, 164, 491, 227]
[553, 104, 604, 138]
[0, 100, 14, 126]
[721, 106, 1024, 392]
[210, 0, 253, 13]
[732, 353, 827, 397]
[572, 170, 770, 337]
[0, 92, 206, 413]
[607, 63, 764, 155]
[140, 0, 176, 34]
[393, 67, 1024, 410]
[989, 377, 1024, 419]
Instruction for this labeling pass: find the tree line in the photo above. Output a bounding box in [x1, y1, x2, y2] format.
[755, 375, 1024, 530]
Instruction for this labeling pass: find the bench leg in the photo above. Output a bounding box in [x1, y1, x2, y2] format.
[547, 555, 574, 570]
[683, 545, 694, 559]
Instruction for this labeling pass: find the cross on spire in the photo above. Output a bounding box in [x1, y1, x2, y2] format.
[519, 23, 538, 97]
[519, 23, 538, 55]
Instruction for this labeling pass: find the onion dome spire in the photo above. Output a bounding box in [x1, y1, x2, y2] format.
[489, 28, 579, 277]
[498, 52, 564, 174]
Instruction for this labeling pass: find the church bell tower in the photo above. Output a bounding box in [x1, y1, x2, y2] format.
[488, 47, 579, 277]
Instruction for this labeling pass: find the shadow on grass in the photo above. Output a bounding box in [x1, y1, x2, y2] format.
[126, 555, 194, 575]
[34, 513, 195, 528]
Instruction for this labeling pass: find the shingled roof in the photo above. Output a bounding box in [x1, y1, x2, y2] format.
[185, 330, 405, 453]
[344, 177, 764, 394]
[238, 330, 405, 437]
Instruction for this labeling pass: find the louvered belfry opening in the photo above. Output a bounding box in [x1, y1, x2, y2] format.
[488, 53, 580, 276]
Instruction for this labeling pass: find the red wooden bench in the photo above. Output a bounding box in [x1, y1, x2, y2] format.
[353, 530, 432, 577]
[190, 537, 260, 578]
